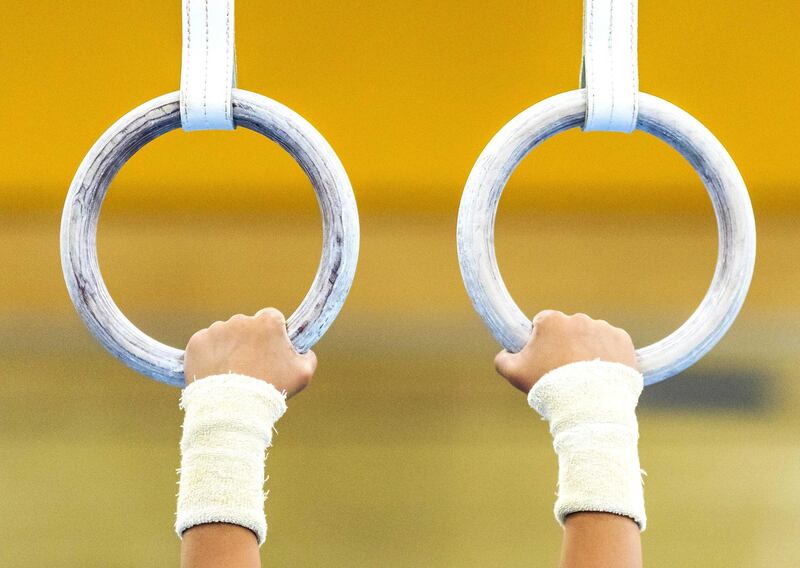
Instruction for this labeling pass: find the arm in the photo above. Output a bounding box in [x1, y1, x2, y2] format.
[181, 524, 262, 568]
[561, 513, 641, 568]
[178, 308, 317, 568]
[495, 310, 644, 568]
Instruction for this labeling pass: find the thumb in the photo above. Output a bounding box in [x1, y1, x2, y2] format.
[494, 349, 518, 378]
[298, 349, 318, 373]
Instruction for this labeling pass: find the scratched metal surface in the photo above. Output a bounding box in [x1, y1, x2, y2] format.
[60, 90, 359, 387]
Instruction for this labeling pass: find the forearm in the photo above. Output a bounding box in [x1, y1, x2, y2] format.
[175, 309, 313, 567]
[561, 513, 642, 568]
[182, 524, 261, 568]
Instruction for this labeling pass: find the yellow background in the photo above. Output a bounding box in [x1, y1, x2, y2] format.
[0, 1, 798, 213]
[0, 2, 799, 567]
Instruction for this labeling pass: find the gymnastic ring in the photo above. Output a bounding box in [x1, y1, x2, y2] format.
[61, 89, 360, 387]
[457, 89, 756, 385]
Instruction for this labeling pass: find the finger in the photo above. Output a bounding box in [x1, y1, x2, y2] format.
[256, 308, 304, 356]
[532, 309, 563, 327]
[255, 307, 287, 328]
[186, 328, 207, 347]
[494, 349, 517, 377]
[528, 310, 564, 348]
[298, 349, 318, 374]
[571, 312, 592, 321]
[614, 326, 634, 344]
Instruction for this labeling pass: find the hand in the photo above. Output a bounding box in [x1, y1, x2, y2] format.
[183, 307, 317, 398]
[494, 310, 637, 394]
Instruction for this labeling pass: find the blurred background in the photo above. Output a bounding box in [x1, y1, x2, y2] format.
[1, 1, 799, 566]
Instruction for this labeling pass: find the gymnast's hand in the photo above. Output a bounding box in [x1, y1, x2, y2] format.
[494, 309, 637, 393]
[496, 311, 643, 568]
[183, 307, 317, 398]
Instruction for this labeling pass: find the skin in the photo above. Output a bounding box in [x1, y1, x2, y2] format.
[495, 309, 642, 568]
[178, 307, 641, 567]
[181, 307, 316, 568]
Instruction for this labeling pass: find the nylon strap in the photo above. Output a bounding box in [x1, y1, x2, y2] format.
[580, 0, 639, 132]
[180, 0, 237, 131]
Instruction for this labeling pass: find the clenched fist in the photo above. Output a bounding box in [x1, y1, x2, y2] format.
[494, 310, 637, 394]
[184, 307, 317, 398]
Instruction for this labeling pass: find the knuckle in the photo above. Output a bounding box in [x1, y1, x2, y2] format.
[258, 308, 285, 325]
[533, 310, 565, 327]
[615, 326, 634, 343]
[187, 329, 207, 346]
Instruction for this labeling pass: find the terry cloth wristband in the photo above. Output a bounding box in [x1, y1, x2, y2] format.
[528, 360, 646, 531]
[176, 373, 288, 545]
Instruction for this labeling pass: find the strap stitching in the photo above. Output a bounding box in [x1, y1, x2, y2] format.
[225, 0, 232, 123]
[182, 0, 192, 125]
[589, 0, 596, 122]
[203, 0, 210, 129]
[608, 0, 616, 126]
[629, 0, 637, 130]
[583, 0, 638, 132]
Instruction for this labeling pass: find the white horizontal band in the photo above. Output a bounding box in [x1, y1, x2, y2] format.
[529, 360, 646, 530]
[581, 0, 639, 132]
[176, 374, 287, 545]
[181, 0, 237, 131]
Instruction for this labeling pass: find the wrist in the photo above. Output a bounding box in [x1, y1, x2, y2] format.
[528, 360, 647, 531]
[176, 373, 287, 545]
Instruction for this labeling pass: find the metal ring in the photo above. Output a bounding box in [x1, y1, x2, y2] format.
[61, 89, 360, 387]
[457, 89, 756, 385]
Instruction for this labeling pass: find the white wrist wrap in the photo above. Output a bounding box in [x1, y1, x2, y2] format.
[176, 374, 287, 545]
[528, 360, 646, 531]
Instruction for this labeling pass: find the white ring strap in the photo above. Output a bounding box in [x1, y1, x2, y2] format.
[580, 0, 639, 132]
[180, 0, 237, 131]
